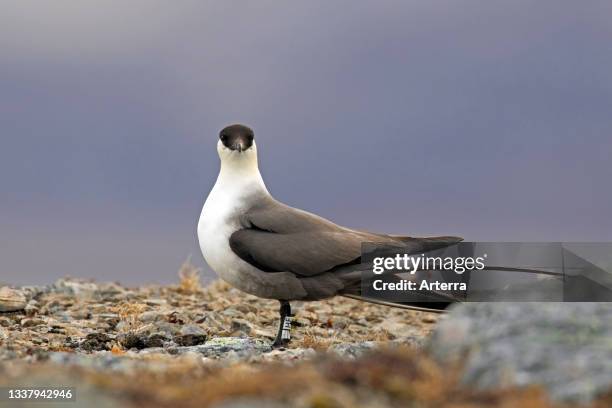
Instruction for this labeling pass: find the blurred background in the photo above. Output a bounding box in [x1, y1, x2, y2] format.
[1, 1, 611, 285]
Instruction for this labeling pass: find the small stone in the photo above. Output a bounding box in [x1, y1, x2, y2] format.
[139, 311, 164, 323]
[145, 298, 167, 306]
[150, 321, 182, 337]
[48, 325, 67, 335]
[20, 318, 45, 327]
[24, 301, 39, 316]
[53, 279, 98, 298]
[118, 332, 147, 350]
[144, 333, 171, 348]
[0, 287, 27, 312]
[0, 317, 11, 327]
[81, 333, 112, 352]
[331, 316, 350, 329]
[167, 311, 188, 324]
[168, 337, 271, 358]
[421, 314, 438, 324]
[174, 324, 207, 346]
[330, 342, 378, 359]
[231, 319, 252, 335]
[70, 309, 92, 320]
[114, 321, 131, 332]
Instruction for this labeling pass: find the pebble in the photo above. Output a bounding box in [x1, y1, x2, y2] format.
[144, 333, 171, 348]
[139, 310, 165, 323]
[20, 318, 45, 327]
[0, 287, 27, 312]
[117, 332, 147, 350]
[167, 337, 271, 359]
[81, 333, 112, 352]
[175, 324, 207, 346]
[231, 318, 252, 335]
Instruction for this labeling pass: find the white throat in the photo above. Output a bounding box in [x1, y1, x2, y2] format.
[213, 139, 268, 198]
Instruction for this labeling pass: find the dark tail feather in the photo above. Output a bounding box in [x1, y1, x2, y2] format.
[336, 266, 457, 312]
[389, 235, 464, 252]
[342, 294, 450, 313]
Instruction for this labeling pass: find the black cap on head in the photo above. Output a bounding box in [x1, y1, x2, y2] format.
[219, 124, 254, 152]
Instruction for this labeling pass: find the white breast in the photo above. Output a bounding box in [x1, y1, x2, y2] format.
[198, 182, 308, 301]
[198, 183, 247, 287]
[197, 154, 269, 292]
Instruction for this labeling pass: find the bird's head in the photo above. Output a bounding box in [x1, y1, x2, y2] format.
[217, 124, 258, 167]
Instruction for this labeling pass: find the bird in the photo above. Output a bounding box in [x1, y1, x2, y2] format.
[198, 124, 463, 347]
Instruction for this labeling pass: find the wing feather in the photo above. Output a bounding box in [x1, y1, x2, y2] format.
[230, 196, 462, 277]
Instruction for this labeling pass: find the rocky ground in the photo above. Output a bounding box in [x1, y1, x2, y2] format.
[1, 264, 611, 407]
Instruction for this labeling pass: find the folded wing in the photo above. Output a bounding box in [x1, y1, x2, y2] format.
[230, 196, 462, 278]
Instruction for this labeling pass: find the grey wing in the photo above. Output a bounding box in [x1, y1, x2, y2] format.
[230, 229, 367, 276]
[230, 196, 462, 278]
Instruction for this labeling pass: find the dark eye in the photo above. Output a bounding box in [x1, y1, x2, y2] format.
[220, 134, 228, 141]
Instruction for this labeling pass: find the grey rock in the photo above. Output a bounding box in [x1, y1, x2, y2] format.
[24, 299, 39, 316]
[263, 347, 317, 361]
[151, 321, 182, 337]
[144, 298, 167, 307]
[117, 332, 147, 350]
[427, 303, 612, 403]
[393, 335, 426, 348]
[20, 317, 45, 327]
[81, 333, 112, 352]
[144, 333, 172, 348]
[329, 341, 378, 358]
[48, 324, 68, 335]
[52, 279, 99, 298]
[174, 324, 207, 346]
[19, 285, 52, 301]
[230, 319, 252, 335]
[139, 310, 165, 323]
[331, 316, 351, 329]
[167, 337, 271, 358]
[116, 331, 173, 350]
[114, 321, 131, 332]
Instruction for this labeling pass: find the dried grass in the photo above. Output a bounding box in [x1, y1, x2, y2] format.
[112, 302, 147, 332]
[177, 257, 201, 295]
[300, 330, 334, 351]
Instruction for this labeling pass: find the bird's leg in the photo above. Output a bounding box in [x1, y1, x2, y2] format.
[272, 300, 292, 348]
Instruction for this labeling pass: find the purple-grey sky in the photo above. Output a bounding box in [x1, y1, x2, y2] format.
[1, 1, 611, 285]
